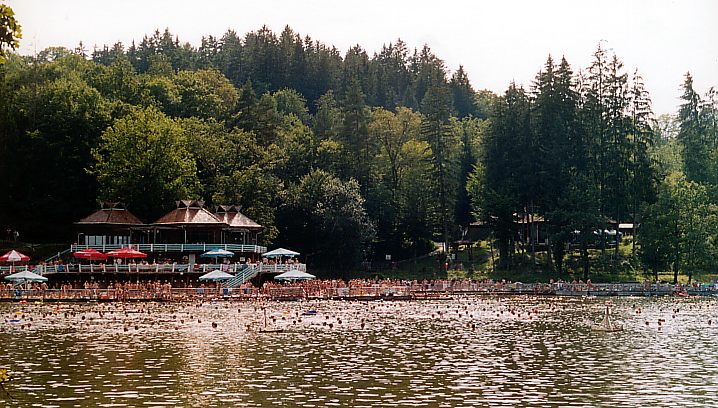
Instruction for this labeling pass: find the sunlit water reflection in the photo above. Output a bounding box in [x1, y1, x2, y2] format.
[1, 296, 717, 407]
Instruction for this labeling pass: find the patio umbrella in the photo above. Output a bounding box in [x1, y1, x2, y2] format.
[198, 269, 235, 281]
[262, 248, 300, 258]
[200, 248, 235, 258]
[200, 248, 235, 266]
[274, 269, 316, 281]
[106, 247, 147, 259]
[0, 249, 30, 272]
[0, 250, 30, 263]
[4, 269, 48, 282]
[73, 248, 108, 261]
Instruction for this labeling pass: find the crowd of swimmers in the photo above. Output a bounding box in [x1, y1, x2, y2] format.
[0, 278, 541, 301]
[2, 278, 718, 302]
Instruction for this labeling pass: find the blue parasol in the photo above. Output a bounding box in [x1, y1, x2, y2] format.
[200, 249, 235, 258]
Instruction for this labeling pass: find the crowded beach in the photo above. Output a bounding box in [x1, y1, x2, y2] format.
[3, 277, 718, 302]
[3, 201, 718, 303]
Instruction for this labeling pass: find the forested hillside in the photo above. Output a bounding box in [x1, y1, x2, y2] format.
[0, 26, 716, 279]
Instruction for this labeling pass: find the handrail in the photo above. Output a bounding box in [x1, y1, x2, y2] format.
[226, 265, 259, 288]
[45, 247, 72, 263]
[70, 243, 267, 253]
[1, 262, 308, 276]
[255, 264, 306, 273]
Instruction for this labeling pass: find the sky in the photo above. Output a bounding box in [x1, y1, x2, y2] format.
[7, 0, 718, 115]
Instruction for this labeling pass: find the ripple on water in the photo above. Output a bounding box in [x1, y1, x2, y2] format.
[1, 297, 718, 406]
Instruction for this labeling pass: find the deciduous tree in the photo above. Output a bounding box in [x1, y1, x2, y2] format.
[91, 107, 200, 221]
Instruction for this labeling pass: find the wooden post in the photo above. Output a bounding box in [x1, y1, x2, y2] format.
[489, 235, 496, 274]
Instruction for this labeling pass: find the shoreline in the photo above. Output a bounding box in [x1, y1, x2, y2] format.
[2, 290, 716, 304]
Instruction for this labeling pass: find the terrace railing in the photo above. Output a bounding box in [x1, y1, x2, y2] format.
[70, 243, 267, 254]
[1, 262, 307, 277]
[0, 265, 31, 273]
[255, 263, 306, 273]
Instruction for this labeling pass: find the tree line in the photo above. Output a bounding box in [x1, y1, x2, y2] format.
[0, 26, 483, 270]
[470, 44, 717, 282]
[0, 25, 715, 279]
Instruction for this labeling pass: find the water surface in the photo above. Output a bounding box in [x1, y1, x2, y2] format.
[1, 296, 717, 407]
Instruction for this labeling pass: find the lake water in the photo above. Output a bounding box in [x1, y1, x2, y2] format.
[1, 296, 717, 407]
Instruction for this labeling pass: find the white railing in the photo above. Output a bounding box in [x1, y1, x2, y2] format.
[226, 265, 259, 288]
[3, 262, 307, 276]
[70, 243, 267, 254]
[255, 263, 306, 273]
[0, 265, 31, 273]
[33, 263, 240, 274]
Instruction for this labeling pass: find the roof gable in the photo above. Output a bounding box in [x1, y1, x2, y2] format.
[214, 204, 262, 229]
[154, 202, 224, 225]
[77, 204, 143, 225]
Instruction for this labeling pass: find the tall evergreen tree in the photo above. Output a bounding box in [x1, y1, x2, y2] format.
[678, 72, 709, 184]
[584, 43, 609, 216]
[420, 81, 458, 255]
[312, 90, 340, 141]
[340, 77, 372, 185]
[216, 30, 243, 86]
[450, 66, 477, 118]
[531, 56, 595, 273]
[627, 69, 656, 252]
[369, 40, 410, 110]
[480, 83, 530, 268]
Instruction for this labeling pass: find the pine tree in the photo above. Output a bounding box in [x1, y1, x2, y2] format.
[481, 83, 530, 268]
[700, 86, 718, 188]
[450, 66, 477, 118]
[420, 82, 457, 256]
[603, 55, 631, 254]
[627, 69, 656, 253]
[342, 45, 370, 102]
[585, 44, 609, 216]
[340, 77, 372, 185]
[369, 40, 410, 110]
[531, 56, 592, 273]
[678, 73, 708, 184]
[216, 30, 243, 86]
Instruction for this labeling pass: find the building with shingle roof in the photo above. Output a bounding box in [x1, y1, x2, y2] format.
[75, 202, 143, 246]
[152, 200, 225, 244]
[77, 202, 143, 225]
[215, 205, 262, 246]
[70, 200, 266, 265]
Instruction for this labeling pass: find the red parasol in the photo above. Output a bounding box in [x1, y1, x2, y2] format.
[73, 248, 108, 261]
[0, 250, 30, 262]
[106, 247, 147, 259]
[0, 249, 31, 272]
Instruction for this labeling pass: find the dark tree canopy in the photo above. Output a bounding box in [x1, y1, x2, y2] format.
[0, 26, 714, 278]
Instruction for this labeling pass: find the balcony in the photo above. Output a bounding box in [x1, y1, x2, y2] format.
[1, 262, 306, 276]
[70, 243, 267, 254]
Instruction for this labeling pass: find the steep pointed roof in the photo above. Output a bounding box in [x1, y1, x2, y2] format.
[154, 200, 224, 225]
[215, 205, 262, 230]
[76, 203, 143, 225]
